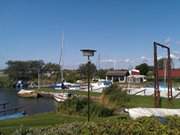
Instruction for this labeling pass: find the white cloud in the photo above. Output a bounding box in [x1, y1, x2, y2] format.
[164, 37, 171, 46]
[171, 53, 180, 60]
[124, 59, 130, 63]
[140, 56, 146, 59]
[99, 56, 155, 69]
[100, 59, 116, 63]
[170, 54, 177, 59]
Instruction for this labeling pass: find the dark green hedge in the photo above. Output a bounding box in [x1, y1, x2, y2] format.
[7, 116, 180, 135]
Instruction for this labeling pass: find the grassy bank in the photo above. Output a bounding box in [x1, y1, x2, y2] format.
[128, 95, 180, 108]
[0, 112, 86, 134]
[1, 86, 180, 134]
[36, 87, 180, 108]
[1, 115, 180, 135]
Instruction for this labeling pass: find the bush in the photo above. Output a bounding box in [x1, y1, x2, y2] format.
[0, 76, 13, 88]
[11, 116, 180, 135]
[58, 97, 113, 117]
[102, 84, 130, 108]
[82, 102, 113, 117]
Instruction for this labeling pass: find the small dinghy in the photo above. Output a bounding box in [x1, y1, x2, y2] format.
[53, 93, 72, 102]
[17, 89, 38, 98]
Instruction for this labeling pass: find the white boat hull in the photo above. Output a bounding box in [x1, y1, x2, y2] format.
[53, 93, 70, 102]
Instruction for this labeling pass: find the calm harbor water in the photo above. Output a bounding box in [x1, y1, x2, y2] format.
[0, 88, 57, 116]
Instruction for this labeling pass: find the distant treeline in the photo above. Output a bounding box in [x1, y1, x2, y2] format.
[0, 60, 109, 88]
[0, 58, 175, 88]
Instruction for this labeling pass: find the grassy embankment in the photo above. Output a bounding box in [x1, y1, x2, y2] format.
[0, 112, 86, 134]
[1, 86, 180, 133]
[36, 87, 180, 109]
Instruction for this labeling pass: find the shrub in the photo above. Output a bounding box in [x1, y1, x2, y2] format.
[11, 117, 180, 135]
[102, 84, 130, 108]
[82, 102, 113, 117]
[58, 97, 113, 117]
[0, 76, 13, 88]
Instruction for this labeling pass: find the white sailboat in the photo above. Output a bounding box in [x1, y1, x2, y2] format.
[52, 33, 74, 102]
[54, 33, 64, 90]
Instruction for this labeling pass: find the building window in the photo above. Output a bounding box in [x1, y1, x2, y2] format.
[120, 76, 124, 81]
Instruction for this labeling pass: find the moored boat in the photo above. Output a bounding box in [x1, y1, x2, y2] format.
[17, 89, 38, 98]
[53, 93, 72, 102]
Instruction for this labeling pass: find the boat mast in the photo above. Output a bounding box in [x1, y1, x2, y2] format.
[59, 32, 64, 82]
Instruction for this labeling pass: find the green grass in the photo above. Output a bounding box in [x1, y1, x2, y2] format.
[127, 95, 180, 108]
[0, 112, 126, 134]
[1, 95, 180, 134]
[37, 88, 180, 108]
[0, 112, 86, 134]
[2, 87, 180, 134]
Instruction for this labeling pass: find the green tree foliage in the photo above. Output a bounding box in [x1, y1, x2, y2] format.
[42, 63, 61, 82]
[96, 69, 107, 79]
[157, 58, 174, 69]
[148, 65, 154, 71]
[0, 76, 12, 88]
[42, 63, 60, 73]
[5, 60, 44, 81]
[78, 63, 97, 79]
[135, 63, 149, 75]
[64, 70, 80, 83]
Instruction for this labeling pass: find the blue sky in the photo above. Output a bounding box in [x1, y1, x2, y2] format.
[0, 0, 180, 69]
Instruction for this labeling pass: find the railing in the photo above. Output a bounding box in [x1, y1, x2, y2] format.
[0, 102, 9, 110]
[133, 89, 146, 96]
[174, 92, 180, 99]
[0, 102, 24, 116]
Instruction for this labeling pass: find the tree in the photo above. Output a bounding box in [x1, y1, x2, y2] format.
[157, 58, 174, 69]
[78, 63, 97, 79]
[42, 63, 60, 73]
[5, 60, 45, 81]
[135, 63, 149, 75]
[96, 69, 107, 79]
[41, 63, 61, 82]
[64, 70, 80, 83]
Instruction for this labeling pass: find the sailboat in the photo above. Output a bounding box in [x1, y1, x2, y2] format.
[54, 33, 64, 90]
[52, 33, 73, 102]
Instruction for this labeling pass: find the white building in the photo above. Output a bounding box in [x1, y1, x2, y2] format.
[127, 75, 146, 83]
[106, 70, 129, 83]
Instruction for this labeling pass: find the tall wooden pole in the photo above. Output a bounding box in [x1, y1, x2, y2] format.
[87, 56, 90, 122]
[154, 42, 173, 107]
[154, 42, 160, 107]
[167, 48, 172, 100]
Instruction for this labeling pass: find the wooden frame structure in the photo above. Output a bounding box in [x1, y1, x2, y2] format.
[154, 42, 172, 107]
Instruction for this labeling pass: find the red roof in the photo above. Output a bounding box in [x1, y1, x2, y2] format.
[132, 71, 140, 75]
[158, 69, 180, 78]
[131, 69, 140, 75]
